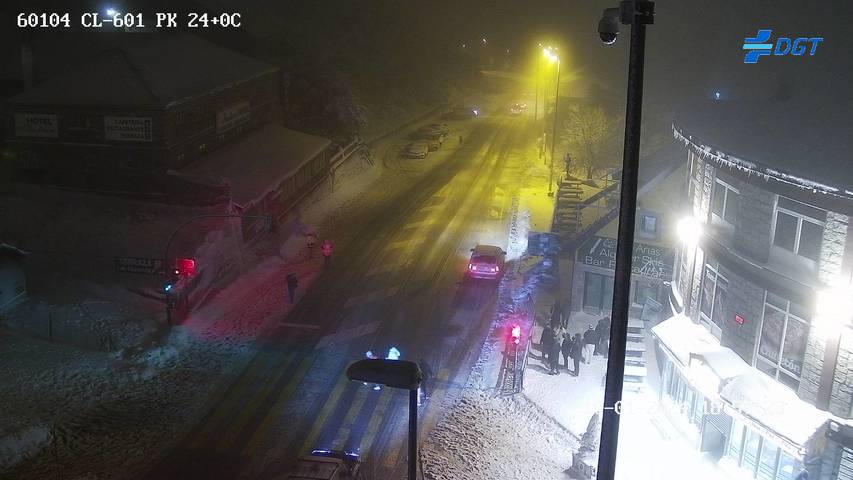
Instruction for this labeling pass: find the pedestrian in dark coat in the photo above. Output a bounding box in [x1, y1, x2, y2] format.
[286, 272, 299, 303]
[594, 317, 610, 356]
[561, 335, 573, 370]
[540, 325, 553, 363]
[418, 358, 434, 399]
[583, 325, 598, 364]
[571, 333, 583, 376]
[549, 329, 562, 374]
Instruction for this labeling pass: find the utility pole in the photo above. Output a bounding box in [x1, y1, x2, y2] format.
[548, 58, 561, 196]
[596, 1, 655, 479]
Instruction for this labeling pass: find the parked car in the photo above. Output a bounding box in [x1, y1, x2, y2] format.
[426, 123, 450, 136]
[466, 245, 506, 280]
[404, 142, 429, 158]
[285, 450, 362, 479]
[509, 103, 527, 115]
[448, 107, 480, 119]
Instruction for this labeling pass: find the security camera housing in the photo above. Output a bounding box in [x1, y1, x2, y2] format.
[598, 15, 620, 44]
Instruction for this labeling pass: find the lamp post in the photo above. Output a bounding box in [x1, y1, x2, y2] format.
[815, 285, 853, 411]
[676, 216, 702, 316]
[346, 359, 422, 480]
[534, 43, 542, 122]
[596, 1, 655, 479]
[546, 49, 561, 196]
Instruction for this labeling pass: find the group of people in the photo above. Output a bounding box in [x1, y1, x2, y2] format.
[539, 302, 611, 377]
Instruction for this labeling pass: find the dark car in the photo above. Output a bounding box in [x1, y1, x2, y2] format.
[466, 245, 507, 280]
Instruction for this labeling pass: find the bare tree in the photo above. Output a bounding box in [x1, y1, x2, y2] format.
[561, 104, 622, 179]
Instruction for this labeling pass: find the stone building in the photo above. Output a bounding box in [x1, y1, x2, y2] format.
[653, 96, 853, 480]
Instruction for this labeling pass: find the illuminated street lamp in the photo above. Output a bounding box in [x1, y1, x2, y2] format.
[676, 216, 703, 315]
[544, 48, 561, 195]
[815, 284, 853, 411]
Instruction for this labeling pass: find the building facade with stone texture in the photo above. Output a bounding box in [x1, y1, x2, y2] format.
[660, 98, 853, 480]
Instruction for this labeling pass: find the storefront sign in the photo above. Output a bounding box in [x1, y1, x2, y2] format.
[105, 116, 153, 142]
[216, 102, 250, 133]
[15, 113, 59, 138]
[578, 235, 674, 280]
[735, 313, 745, 325]
[115, 256, 164, 275]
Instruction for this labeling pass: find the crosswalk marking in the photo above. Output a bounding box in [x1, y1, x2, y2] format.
[216, 351, 297, 452]
[357, 389, 394, 455]
[366, 260, 409, 276]
[330, 387, 370, 448]
[298, 374, 351, 456]
[381, 422, 406, 470]
[315, 321, 380, 350]
[242, 353, 316, 456]
[190, 348, 274, 449]
[343, 285, 400, 309]
[388, 238, 425, 250]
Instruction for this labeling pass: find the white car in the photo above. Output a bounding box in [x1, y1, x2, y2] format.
[467, 245, 507, 280]
[404, 142, 429, 158]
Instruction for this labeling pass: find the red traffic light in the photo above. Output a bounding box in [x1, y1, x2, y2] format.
[175, 258, 196, 277]
[510, 324, 521, 344]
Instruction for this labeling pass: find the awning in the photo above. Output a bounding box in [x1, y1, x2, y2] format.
[695, 347, 750, 381]
[651, 313, 719, 366]
[720, 370, 829, 453]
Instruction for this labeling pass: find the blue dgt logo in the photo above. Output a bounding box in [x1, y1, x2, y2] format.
[742, 30, 823, 64]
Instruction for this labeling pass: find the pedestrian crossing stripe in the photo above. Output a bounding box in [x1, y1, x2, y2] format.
[388, 238, 426, 250]
[189, 347, 275, 450]
[366, 260, 410, 277]
[216, 351, 298, 452]
[343, 285, 400, 309]
[241, 352, 317, 456]
[330, 387, 370, 448]
[357, 389, 393, 455]
[297, 373, 351, 456]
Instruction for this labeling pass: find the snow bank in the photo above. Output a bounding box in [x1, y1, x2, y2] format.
[0, 425, 50, 470]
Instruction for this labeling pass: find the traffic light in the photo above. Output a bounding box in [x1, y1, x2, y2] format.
[510, 324, 521, 345]
[175, 258, 196, 277]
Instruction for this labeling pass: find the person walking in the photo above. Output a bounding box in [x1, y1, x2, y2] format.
[305, 233, 318, 258]
[418, 358, 434, 404]
[286, 272, 299, 303]
[549, 327, 563, 375]
[561, 334, 574, 371]
[550, 302, 563, 330]
[571, 333, 583, 376]
[321, 239, 333, 266]
[583, 325, 598, 364]
[540, 325, 553, 364]
[459, 135, 463, 145]
[594, 317, 611, 356]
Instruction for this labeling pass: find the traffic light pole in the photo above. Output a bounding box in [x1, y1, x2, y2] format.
[162, 213, 273, 326]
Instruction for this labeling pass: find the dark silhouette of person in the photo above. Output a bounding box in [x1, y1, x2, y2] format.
[286, 272, 298, 303]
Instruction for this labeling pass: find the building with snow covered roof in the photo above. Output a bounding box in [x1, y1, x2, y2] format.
[3, 33, 281, 191]
[655, 96, 853, 480]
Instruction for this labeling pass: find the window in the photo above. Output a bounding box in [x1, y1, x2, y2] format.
[699, 264, 727, 336]
[756, 292, 810, 390]
[772, 197, 826, 261]
[711, 178, 739, 225]
[584, 272, 614, 312]
[638, 214, 658, 238]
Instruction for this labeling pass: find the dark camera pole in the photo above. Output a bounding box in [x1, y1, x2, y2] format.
[597, 1, 654, 479]
[408, 388, 418, 480]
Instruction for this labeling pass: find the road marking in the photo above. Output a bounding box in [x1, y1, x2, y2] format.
[357, 389, 394, 455]
[366, 260, 409, 276]
[343, 285, 400, 309]
[402, 217, 435, 229]
[242, 353, 317, 456]
[315, 321, 380, 350]
[330, 386, 370, 448]
[388, 238, 425, 250]
[382, 421, 407, 470]
[279, 322, 321, 329]
[298, 374, 351, 456]
[190, 347, 273, 450]
[216, 351, 297, 452]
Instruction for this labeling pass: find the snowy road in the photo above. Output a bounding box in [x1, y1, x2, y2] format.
[142, 107, 538, 479]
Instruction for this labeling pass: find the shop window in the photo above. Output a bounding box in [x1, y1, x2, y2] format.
[743, 429, 762, 475]
[757, 292, 809, 389]
[638, 213, 659, 239]
[772, 197, 825, 261]
[712, 178, 739, 225]
[699, 264, 727, 337]
[777, 451, 798, 480]
[758, 438, 780, 480]
[728, 421, 745, 463]
[584, 272, 614, 312]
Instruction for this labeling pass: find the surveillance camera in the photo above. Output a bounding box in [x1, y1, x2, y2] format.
[598, 15, 620, 45]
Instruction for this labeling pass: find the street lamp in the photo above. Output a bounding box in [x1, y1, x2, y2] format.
[676, 216, 702, 315]
[346, 359, 422, 480]
[815, 284, 853, 411]
[596, 1, 655, 479]
[534, 43, 542, 123]
[544, 48, 561, 196]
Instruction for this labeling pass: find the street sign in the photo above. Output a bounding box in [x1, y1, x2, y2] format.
[577, 235, 674, 280]
[115, 256, 164, 275]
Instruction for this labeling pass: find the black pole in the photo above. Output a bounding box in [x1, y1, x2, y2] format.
[548, 59, 561, 195]
[409, 388, 418, 480]
[597, 2, 653, 479]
